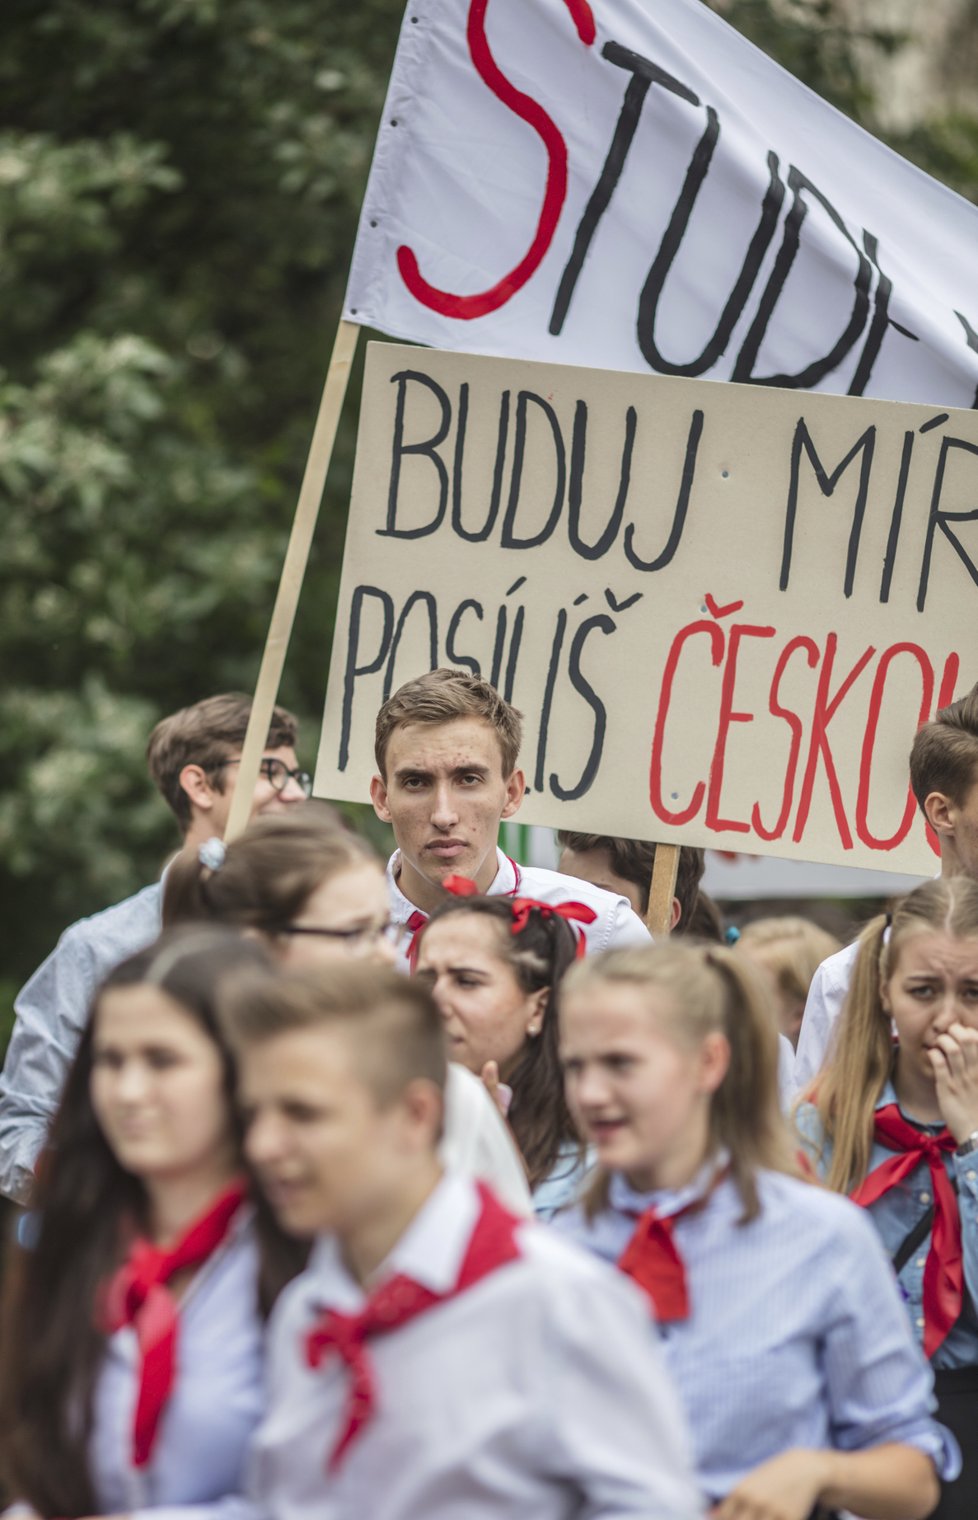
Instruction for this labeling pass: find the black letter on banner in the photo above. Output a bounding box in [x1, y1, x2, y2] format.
[550, 43, 699, 337]
[340, 586, 394, 770]
[534, 610, 569, 793]
[549, 614, 614, 800]
[848, 232, 919, 397]
[380, 371, 451, 539]
[781, 422, 876, 597]
[638, 150, 785, 375]
[624, 409, 704, 572]
[733, 167, 872, 389]
[917, 436, 978, 612]
[446, 599, 485, 676]
[954, 312, 978, 409]
[568, 402, 636, 560]
[382, 591, 439, 701]
[452, 388, 511, 541]
[501, 391, 566, 549]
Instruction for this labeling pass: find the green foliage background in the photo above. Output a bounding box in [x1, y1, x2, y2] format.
[1, 0, 975, 1021]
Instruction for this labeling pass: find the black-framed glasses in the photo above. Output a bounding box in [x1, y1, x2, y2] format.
[211, 756, 313, 798]
[277, 919, 405, 955]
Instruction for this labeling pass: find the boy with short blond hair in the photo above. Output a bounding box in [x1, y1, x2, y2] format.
[223, 963, 701, 1520]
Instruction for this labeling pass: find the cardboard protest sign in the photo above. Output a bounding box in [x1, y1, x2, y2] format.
[344, 0, 978, 407]
[315, 342, 977, 875]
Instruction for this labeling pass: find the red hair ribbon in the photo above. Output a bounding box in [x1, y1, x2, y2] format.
[443, 877, 597, 956]
[509, 897, 596, 958]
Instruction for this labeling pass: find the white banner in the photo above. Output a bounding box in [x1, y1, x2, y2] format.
[344, 0, 978, 407]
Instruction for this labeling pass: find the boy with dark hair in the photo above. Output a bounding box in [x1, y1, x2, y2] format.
[556, 831, 705, 929]
[225, 962, 701, 1520]
[0, 692, 307, 1202]
[370, 669, 651, 955]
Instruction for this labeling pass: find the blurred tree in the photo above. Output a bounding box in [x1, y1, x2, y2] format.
[0, 0, 975, 1027]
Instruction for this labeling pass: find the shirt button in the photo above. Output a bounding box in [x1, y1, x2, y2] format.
[915, 1258, 926, 1269]
[967, 1170, 977, 1183]
[919, 1191, 931, 1203]
[916, 1317, 925, 1329]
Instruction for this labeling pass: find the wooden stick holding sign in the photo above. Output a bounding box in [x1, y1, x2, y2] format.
[646, 843, 679, 939]
[225, 319, 361, 842]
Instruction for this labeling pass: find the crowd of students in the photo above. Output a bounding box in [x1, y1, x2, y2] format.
[0, 668, 976, 1519]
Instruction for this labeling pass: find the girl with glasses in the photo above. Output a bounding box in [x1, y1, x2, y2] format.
[163, 810, 531, 1213]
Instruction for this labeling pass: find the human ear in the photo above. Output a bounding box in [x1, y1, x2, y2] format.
[526, 986, 549, 1038]
[400, 1077, 444, 1149]
[179, 763, 217, 814]
[924, 791, 953, 838]
[500, 768, 526, 820]
[698, 1031, 732, 1094]
[670, 897, 681, 931]
[370, 773, 393, 824]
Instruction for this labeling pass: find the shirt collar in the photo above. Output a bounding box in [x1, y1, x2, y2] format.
[304, 1172, 482, 1312]
[876, 1078, 945, 1132]
[386, 848, 509, 920]
[609, 1149, 729, 1220]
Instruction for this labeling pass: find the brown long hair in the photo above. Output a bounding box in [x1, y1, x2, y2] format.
[0, 927, 306, 1518]
[811, 876, 978, 1193]
[415, 895, 582, 1190]
[562, 942, 801, 1223]
[162, 805, 375, 935]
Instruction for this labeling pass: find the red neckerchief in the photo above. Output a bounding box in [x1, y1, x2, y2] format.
[403, 855, 523, 967]
[101, 1179, 247, 1466]
[304, 1182, 522, 1471]
[618, 1165, 728, 1322]
[850, 1103, 962, 1357]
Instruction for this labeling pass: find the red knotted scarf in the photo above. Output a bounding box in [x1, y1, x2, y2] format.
[100, 1178, 247, 1466]
[618, 1166, 727, 1322]
[304, 1182, 521, 1471]
[850, 1104, 962, 1357]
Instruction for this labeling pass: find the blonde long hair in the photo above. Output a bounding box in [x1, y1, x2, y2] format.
[812, 876, 978, 1193]
[563, 941, 801, 1222]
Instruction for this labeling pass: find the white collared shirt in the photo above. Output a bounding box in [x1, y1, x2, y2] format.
[440, 1063, 531, 1215]
[252, 1172, 702, 1520]
[387, 846, 652, 960]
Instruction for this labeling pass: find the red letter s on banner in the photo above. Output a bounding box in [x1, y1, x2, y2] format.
[396, 0, 596, 320]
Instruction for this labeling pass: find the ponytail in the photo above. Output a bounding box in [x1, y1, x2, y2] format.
[161, 808, 373, 938]
[565, 942, 801, 1224]
[704, 948, 800, 1220]
[808, 915, 890, 1192]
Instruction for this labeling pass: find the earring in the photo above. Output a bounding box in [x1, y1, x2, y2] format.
[527, 1023, 540, 1038]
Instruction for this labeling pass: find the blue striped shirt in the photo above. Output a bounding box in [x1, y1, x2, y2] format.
[555, 1161, 956, 1500]
[796, 1083, 978, 1370]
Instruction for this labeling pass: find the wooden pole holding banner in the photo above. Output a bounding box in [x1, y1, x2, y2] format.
[225, 319, 361, 843]
[646, 843, 679, 939]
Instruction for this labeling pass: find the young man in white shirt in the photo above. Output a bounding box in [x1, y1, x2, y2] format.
[0, 692, 310, 1203]
[225, 961, 701, 1520]
[369, 669, 652, 954]
[794, 680, 978, 1093]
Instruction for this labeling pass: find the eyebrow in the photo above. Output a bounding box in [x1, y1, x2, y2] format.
[392, 764, 491, 783]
